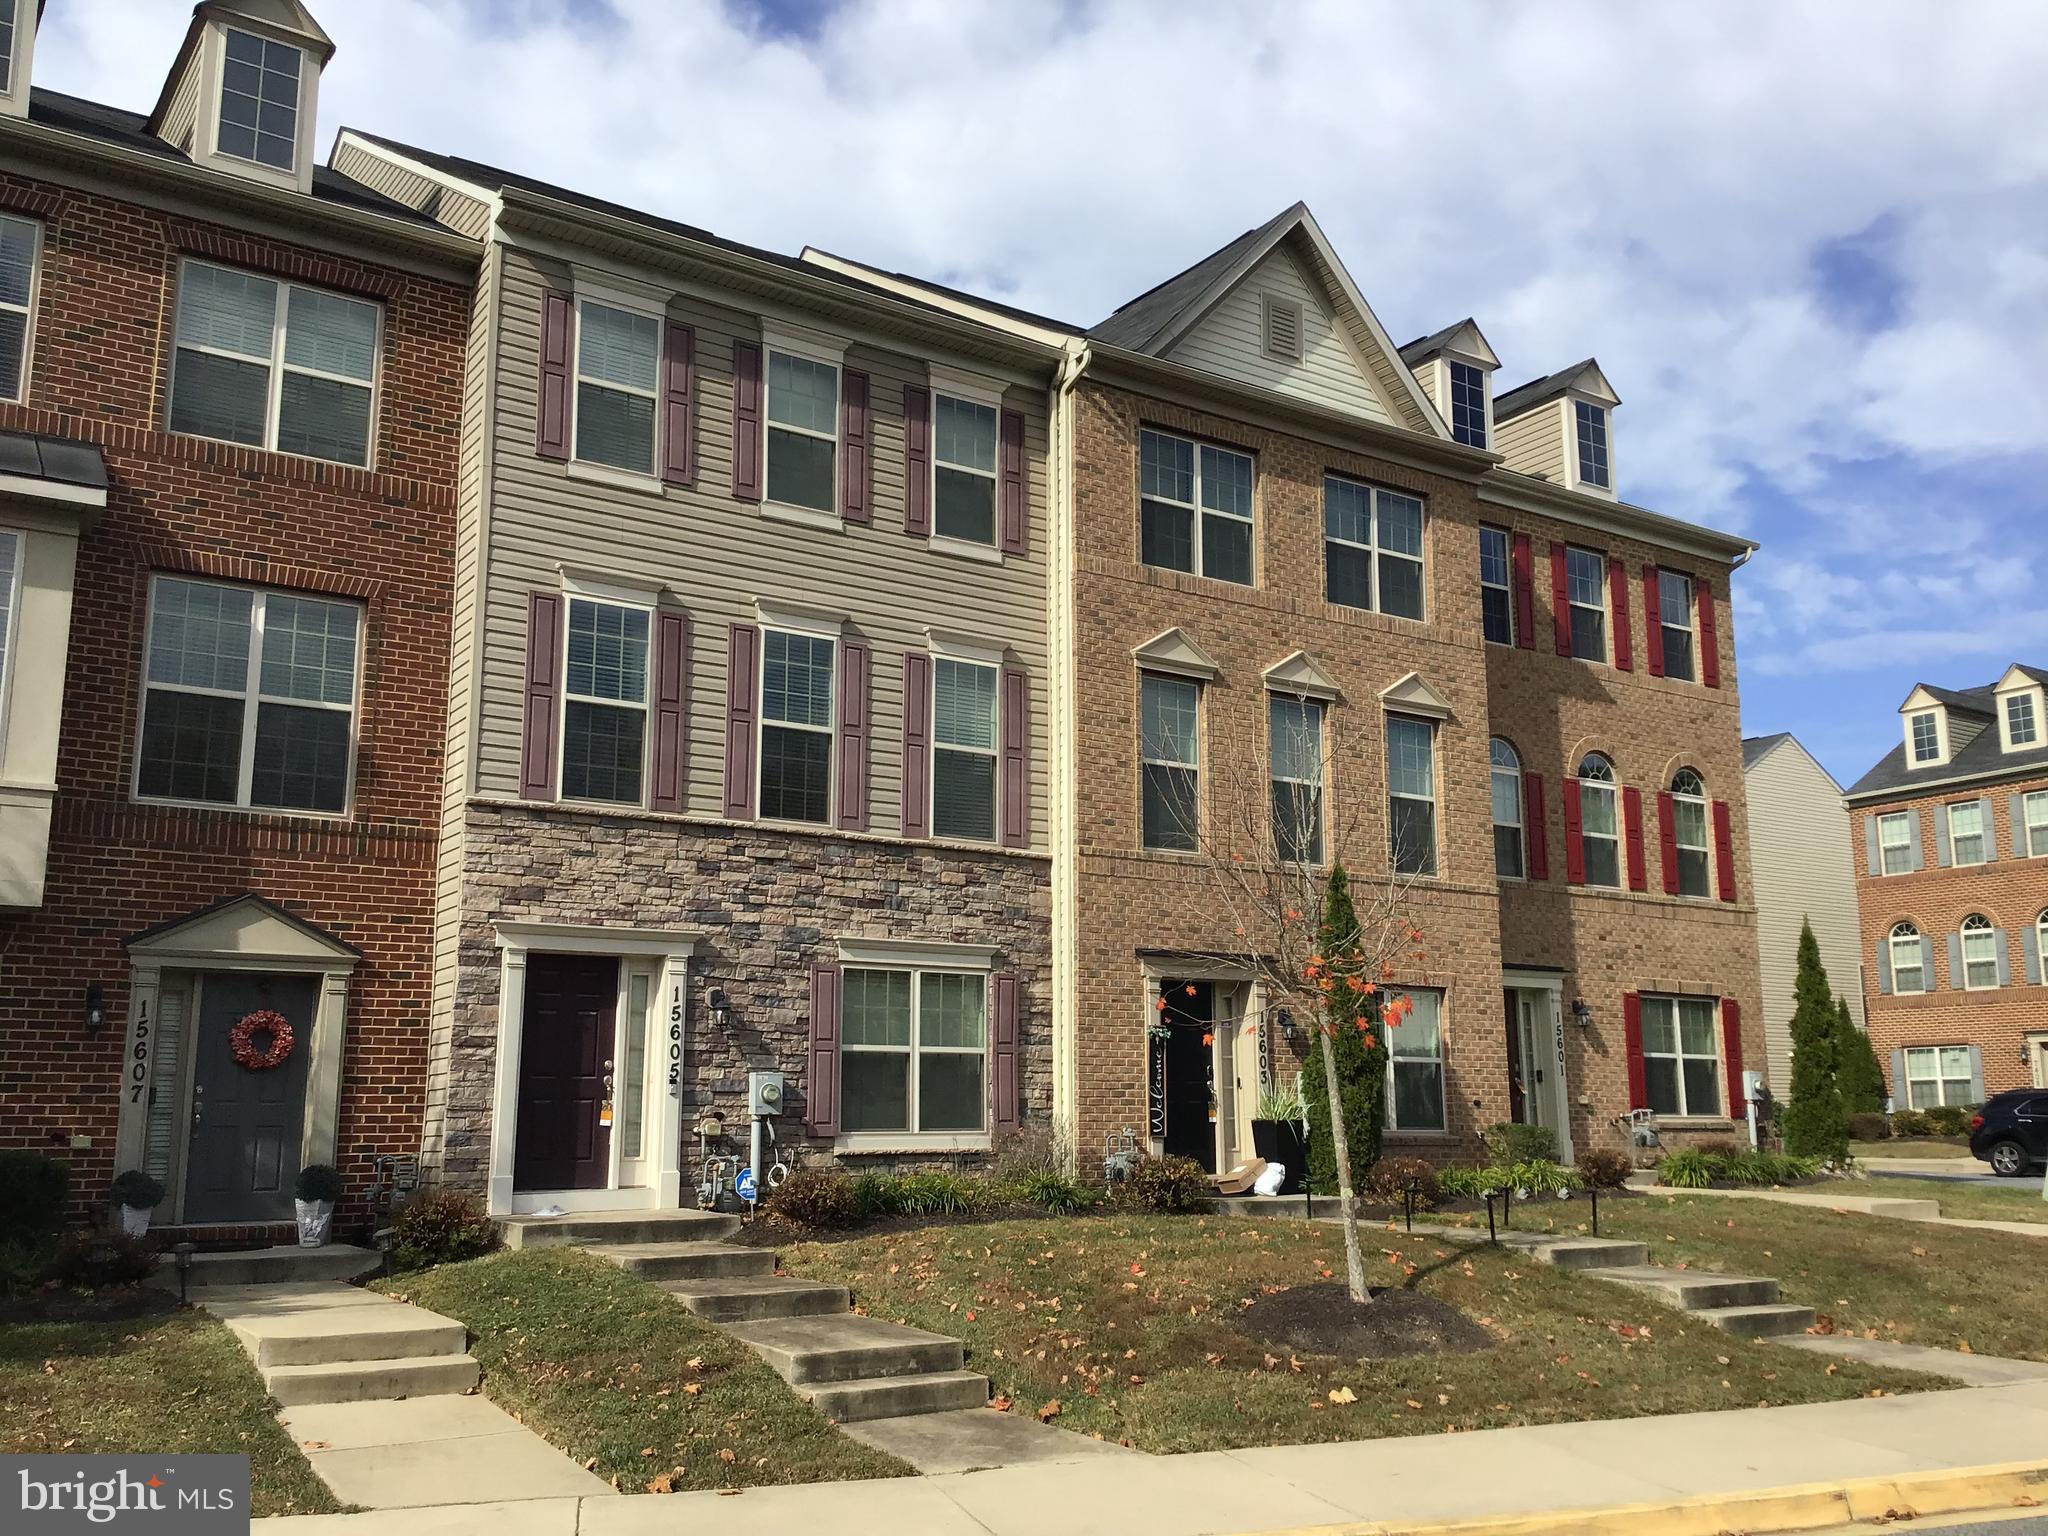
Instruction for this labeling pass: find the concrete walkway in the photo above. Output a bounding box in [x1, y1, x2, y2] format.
[251, 1379, 2048, 1535]
[1650, 1181, 2048, 1240]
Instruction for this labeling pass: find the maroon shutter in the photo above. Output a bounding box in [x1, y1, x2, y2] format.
[1698, 577, 1721, 688]
[904, 385, 931, 536]
[1511, 533, 1537, 650]
[1523, 771, 1548, 880]
[991, 971, 1021, 1133]
[839, 368, 870, 525]
[806, 960, 841, 1135]
[1550, 542, 1572, 655]
[1712, 799, 1737, 901]
[731, 340, 763, 501]
[520, 590, 563, 800]
[661, 323, 695, 486]
[1622, 785, 1647, 890]
[536, 291, 572, 461]
[1642, 565, 1665, 677]
[901, 651, 932, 837]
[1722, 999, 1747, 1119]
[998, 407, 1027, 556]
[1562, 777, 1585, 885]
[649, 610, 688, 813]
[999, 663, 1028, 848]
[1657, 791, 1679, 894]
[723, 623, 758, 820]
[1622, 992, 1647, 1109]
[836, 639, 870, 832]
[1609, 556, 1633, 672]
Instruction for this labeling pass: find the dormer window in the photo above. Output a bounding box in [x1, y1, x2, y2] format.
[1909, 710, 1942, 764]
[0, 0, 36, 119]
[0, 4, 16, 96]
[1448, 360, 1487, 448]
[218, 28, 303, 172]
[1574, 400, 1610, 489]
[2006, 692, 2039, 749]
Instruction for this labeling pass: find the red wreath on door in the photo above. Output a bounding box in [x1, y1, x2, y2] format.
[228, 1009, 295, 1071]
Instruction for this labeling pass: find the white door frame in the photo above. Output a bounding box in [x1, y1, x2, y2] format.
[2029, 1033, 2048, 1091]
[490, 921, 701, 1218]
[1504, 970, 1573, 1164]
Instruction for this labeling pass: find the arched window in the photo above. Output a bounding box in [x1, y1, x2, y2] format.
[1959, 913, 2001, 991]
[1888, 920, 1926, 994]
[1577, 753, 1620, 887]
[1490, 738, 1523, 880]
[2034, 908, 2048, 986]
[1669, 768, 1710, 898]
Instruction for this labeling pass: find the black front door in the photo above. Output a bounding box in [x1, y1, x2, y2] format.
[187, 973, 319, 1224]
[1160, 980, 1216, 1171]
[514, 954, 618, 1192]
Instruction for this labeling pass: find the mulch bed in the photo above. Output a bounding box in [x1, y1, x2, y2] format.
[1234, 1282, 1494, 1359]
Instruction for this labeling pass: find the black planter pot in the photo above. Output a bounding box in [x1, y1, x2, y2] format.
[1250, 1120, 1309, 1195]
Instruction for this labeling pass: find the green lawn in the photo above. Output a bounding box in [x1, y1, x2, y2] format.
[382, 1247, 911, 1492]
[780, 1213, 1918, 1455]
[1855, 1175, 2048, 1226]
[1854, 1139, 1972, 1160]
[0, 1290, 338, 1518]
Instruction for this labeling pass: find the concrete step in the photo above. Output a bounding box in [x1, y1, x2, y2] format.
[1531, 1239, 1651, 1270]
[499, 1210, 739, 1249]
[660, 1275, 849, 1322]
[262, 1352, 480, 1407]
[1700, 1303, 1818, 1339]
[730, 1313, 966, 1385]
[226, 1303, 467, 1367]
[602, 1241, 776, 1282]
[1582, 1263, 1781, 1311]
[165, 1245, 381, 1289]
[803, 1370, 989, 1424]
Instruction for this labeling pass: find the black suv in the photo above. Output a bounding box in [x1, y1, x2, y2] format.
[1970, 1090, 2048, 1176]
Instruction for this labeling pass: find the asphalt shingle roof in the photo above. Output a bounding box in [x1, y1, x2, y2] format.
[1493, 359, 1603, 421]
[1845, 668, 2048, 798]
[1086, 204, 1302, 353]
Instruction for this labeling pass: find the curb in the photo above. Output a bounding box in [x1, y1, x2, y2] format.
[1241, 1458, 2048, 1536]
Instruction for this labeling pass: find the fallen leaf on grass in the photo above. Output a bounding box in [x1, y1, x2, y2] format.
[1328, 1386, 1357, 1404]
[990, 1395, 1012, 1412]
[646, 1474, 675, 1494]
[583, 1458, 598, 1471]
[718, 1448, 737, 1464]
[1038, 1400, 1062, 1422]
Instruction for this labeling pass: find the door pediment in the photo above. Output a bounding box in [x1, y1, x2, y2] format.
[125, 893, 359, 971]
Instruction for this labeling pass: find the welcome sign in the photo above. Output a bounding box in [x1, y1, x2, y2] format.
[3, 1456, 249, 1534]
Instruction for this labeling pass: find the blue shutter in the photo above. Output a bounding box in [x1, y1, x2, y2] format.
[1966, 1046, 1985, 1105]
[2025, 924, 2044, 986]
[1920, 936, 1935, 986]
[1874, 939, 1892, 995]
[1946, 932, 1964, 988]
[1979, 798, 1998, 863]
[1935, 811, 1953, 867]
[1995, 931, 2013, 988]
[1864, 816, 1880, 876]
[2013, 794, 2028, 858]
[1888, 1049, 1906, 1111]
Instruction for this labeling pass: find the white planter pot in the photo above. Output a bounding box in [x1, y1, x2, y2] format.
[118, 1204, 151, 1238]
[295, 1199, 334, 1248]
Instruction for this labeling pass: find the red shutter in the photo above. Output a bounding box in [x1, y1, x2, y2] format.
[1523, 770, 1548, 880]
[1656, 790, 1679, 894]
[835, 639, 870, 832]
[661, 322, 695, 486]
[1642, 565, 1665, 677]
[1698, 577, 1721, 688]
[839, 368, 870, 525]
[1608, 556, 1633, 672]
[1623, 785, 1647, 889]
[999, 663, 1029, 848]
[1511, 533, 1536, 650]
[649, 610, 688, 813]
[1722, 998, 1746, 1119]
[723, 624, 758, 820]
[991, 971, 1021, 1133]
[1550, 542, 1572, 655]
[806, 960, 841, 1135]
[731, 340, 763, 501]
[998, 407, 1027, 555]
[904, 385, 931, 536]
[1622, 992, 1647, 1109]
[536, 292, 572, 460]
[1712, 799, 1737, 902]
[519, 590, 562, 800]
[1562, 777, 1585, 885]
[901, 651, 932, 838]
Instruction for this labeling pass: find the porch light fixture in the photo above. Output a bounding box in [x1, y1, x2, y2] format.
[1570, 998, 1593, 1029]
[1276, 1008, 1297, 1040]
[83, 984, 108, 1033]
[707, 987, 732, 1031]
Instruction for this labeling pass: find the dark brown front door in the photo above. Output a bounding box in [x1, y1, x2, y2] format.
[514, 954, 618, 1192]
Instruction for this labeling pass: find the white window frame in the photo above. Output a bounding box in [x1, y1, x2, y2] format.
[1903, 1044, 1974, 1109]
[1670, 768, 1711, 899]
[757, 622, 837, 827]
[2024, 791, 2048, 859]
[837, 964, 990, 1145]
[1323, 473, 1426, 621]
[1565, 545, 1608, 663]
[558, 592, 653, 807]
[132, 574, 362, 818]
[1139, 427, 1254, 586]
[1386, 713, 1438, 878]
[1268, 694, 1325, 866]
[1890, 921, 1926, 994]
[1489, 736, 1523, 881]
[2003, 690, 2041, 750]
[1908, 709, 1944, 765]
[1478, 525, 1512, 645]
[1446, 358, 1488, 449]
[1572, 398, 1611, 491]
[1639, 995, 1723, 1119]
[1139, 670, 1200, 853]
[929, 647, 1000, 844]
[1960, 913, 2000, 991]
[1578, 753, 1621, 888]
[167, 258, 382, 468]
[1947, 800, 1988, 867]
[1878, 810, 1916, 876]
[1657, 569, 1697, 683]
[1384, 987, 1447, 1132]
[761, 329, 844, 526]
[569, 294, 662, 480]
[928, 368, 1004, 559]
[0, 212, 39, 404]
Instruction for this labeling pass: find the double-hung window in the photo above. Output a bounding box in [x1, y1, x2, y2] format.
[1960, 913, 2000, 990]
[1448, 361, 1487, 448]
[841, 968, 986, 1134]
[1386, 714, 1437, 877]
[218, 27, 301, 171]
[1947, 800, 1987, 865]
[1670, 768, 1711, 897]
[1269, 696, 1323, 865]
[2006, 693, 2039, 748]
[0, 214, 35, 403]
[758, 628, 834, 823]
[1910, 711, 1941, 763]
[1577, 753, 1620, 888]
[765, 350, 839, 514]
[574, 301, 660, 474]
[1903, 1045, 1974, 1109]
[1139, 672, 1199, 852]
[1139, 429, 1252, 585]
[1324, 475, 1425, 620]
[2024, 792, 2048, 858]
[933, 393, 999, 547]
[1565, 546, 1607, 661]
[1889, 921, 1926, 993]
[1574, 400, 1609, 489]
[169, 260, 379, 467]
[137, 576, 359, 814]
[1878, 811, 1916, 874]
[932, 658, 998, 841]
[1640, 996, 1720, 1117]
[1385, 989, 1446, 1131]
[1478, 527, 1512, 645]
[562, 598, 649, 804]
[1657, 571, 1696, 682]
[1490, 737, 1524, 880]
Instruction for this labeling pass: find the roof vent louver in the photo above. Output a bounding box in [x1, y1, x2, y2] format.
[1262, 293, 1302, 362]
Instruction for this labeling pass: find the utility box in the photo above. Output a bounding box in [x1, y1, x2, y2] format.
[747, 1071, 785, 1117]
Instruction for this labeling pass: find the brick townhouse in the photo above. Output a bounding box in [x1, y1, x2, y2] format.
[0, 0, 478, 1236]
[1847, 666, 2048, 1121]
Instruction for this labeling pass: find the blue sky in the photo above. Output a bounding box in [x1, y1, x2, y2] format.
[34, 1, 2048, 786]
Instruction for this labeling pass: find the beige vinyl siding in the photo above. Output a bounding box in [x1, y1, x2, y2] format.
[1165, 247, 1395, 427]
[1495, 398, 1567, 484]
[330, 142, 492, 239]
[478, 249, 1052, 848]
[1409, 359, 1442, 414]
[1744, 739, 1866, 1094]
[158, 61, 201, 152]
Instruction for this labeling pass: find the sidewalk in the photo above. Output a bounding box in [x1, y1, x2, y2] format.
[253, 1380, 2048, 1536]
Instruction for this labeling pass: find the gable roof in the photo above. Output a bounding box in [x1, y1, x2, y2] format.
[1398, 318, 1497, 370]
[1848, 665, 2048, 799]
[1494, 358, 1619, 421]
[1742, 732, 1843, 791]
